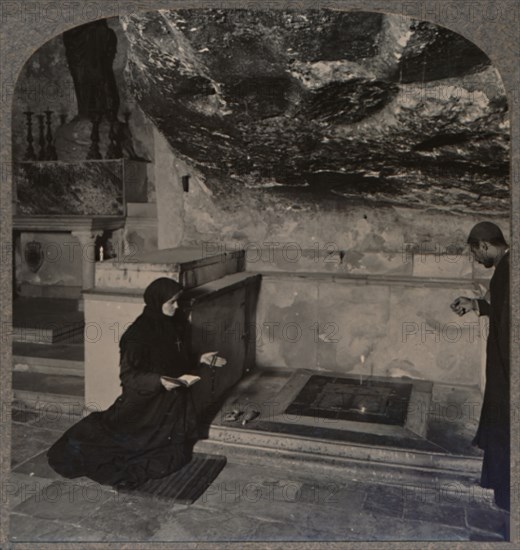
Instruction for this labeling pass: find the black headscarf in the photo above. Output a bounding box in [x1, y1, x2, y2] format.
[143, 277, 183, 320]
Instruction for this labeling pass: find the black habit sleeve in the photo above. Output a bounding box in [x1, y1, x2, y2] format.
[119, 341, 163, 393]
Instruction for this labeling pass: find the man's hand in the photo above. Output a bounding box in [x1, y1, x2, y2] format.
[200, 351, 227, 367]
[450, 297, 476, 316]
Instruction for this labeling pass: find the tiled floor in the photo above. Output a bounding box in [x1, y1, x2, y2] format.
[8, 402, 507, 543]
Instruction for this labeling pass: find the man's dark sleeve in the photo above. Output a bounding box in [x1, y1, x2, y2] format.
[476, 299, 491, 316]
[497, 274, 510, 375]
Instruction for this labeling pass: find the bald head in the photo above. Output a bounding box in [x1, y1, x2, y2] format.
[467, 222, 508, 248]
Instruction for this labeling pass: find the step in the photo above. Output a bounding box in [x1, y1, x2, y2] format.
[13, 297, 85, 344]
[13, 342, 84, 377]
[12, 324, 84, 345]
[12, 371, 85, 412]
[194, 424, 486, 496]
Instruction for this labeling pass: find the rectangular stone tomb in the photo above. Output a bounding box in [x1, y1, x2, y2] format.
[95, 246, 245, 290]
[286, 375, 412, 425]
[270, 369, 432, 438]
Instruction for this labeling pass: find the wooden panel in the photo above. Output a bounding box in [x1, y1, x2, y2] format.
[189, 285, 247, 414]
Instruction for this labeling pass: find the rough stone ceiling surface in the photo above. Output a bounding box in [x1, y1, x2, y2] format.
[120, 9, 509, 213]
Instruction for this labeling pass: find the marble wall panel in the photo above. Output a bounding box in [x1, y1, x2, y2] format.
[255, 278, 319, 369]
[412, 253, 473, 279]
[255, 277, 482, 387]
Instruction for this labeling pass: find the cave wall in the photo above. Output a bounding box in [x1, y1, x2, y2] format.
[121, 9, 509, 214]
[11, 10, 511, 387]
[121, 9, 508, 386]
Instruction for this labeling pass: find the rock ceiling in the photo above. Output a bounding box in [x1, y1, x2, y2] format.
[120, 9, 509, 212]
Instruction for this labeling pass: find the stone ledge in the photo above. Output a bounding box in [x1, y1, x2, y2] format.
[254, 270, 480, 288]
[83, 272, 261, 307]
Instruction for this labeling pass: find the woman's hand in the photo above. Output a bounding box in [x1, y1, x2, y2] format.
[160, 377, 180, 391]
[200, 351, 227, 367]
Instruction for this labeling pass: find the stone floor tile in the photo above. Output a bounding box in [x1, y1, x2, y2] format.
[27, 409, 83, 432]
[363, 483, 404, 519]
[11, 408, 40, 424]
[150, 506, 260, 541]
[77, 494, 185, 541]
[6, 473, 55, 511]
[10, 424, 57, 468]
[9, 513, 114, 542]
[11, 479, 113, 522]
[298, 481, 366, 509]
[466, 504, 505, 533]
[244, 519, 324, 541]
[12, 450, 61, 480]
[404, 499, 466, 528]
[335, 511, 469, 541]
[196, 485, 328, 525]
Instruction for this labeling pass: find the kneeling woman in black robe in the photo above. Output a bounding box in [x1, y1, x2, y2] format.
[47, 277, 221, 489]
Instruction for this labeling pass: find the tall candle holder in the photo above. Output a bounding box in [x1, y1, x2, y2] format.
[106, 115, 122, 159]
[23, 110, 37, 160]
[37, 114, 46, 160]
[44, 110, 58, 160]
[86, 112, 102, 160]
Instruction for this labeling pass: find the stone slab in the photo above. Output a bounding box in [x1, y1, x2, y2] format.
[9, 513, 114, 542]
[466, 504, 506, 533]
[77, 493, 186, 541]
[403, 499, 467, 527]
[363, 484, 405, 519]
[12, 450, 63, 481]
[10, 424, 59, 469]
[11, 479, 114, 522]
[95, 246, 244, 290]
[6, 473, 55, 511]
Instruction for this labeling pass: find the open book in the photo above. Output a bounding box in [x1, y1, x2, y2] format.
[161, 374, 201, 387]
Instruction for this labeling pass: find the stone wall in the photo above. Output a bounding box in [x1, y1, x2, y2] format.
[253, 254, 490, 388]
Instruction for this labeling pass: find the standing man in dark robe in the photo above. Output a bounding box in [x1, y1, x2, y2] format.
[450, 221, 510, 537]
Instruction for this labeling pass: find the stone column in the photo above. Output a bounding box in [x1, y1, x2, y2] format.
[71, 230, 102, 309]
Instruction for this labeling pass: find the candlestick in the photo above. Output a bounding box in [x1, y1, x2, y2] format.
[210, 353, 217, 396]
[23, 110, 37, 160]
[37, 114, 46, 160]
[44, 110, 58, 160]
[106, 115, 122, 159]
[86, 112, 102, 160]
